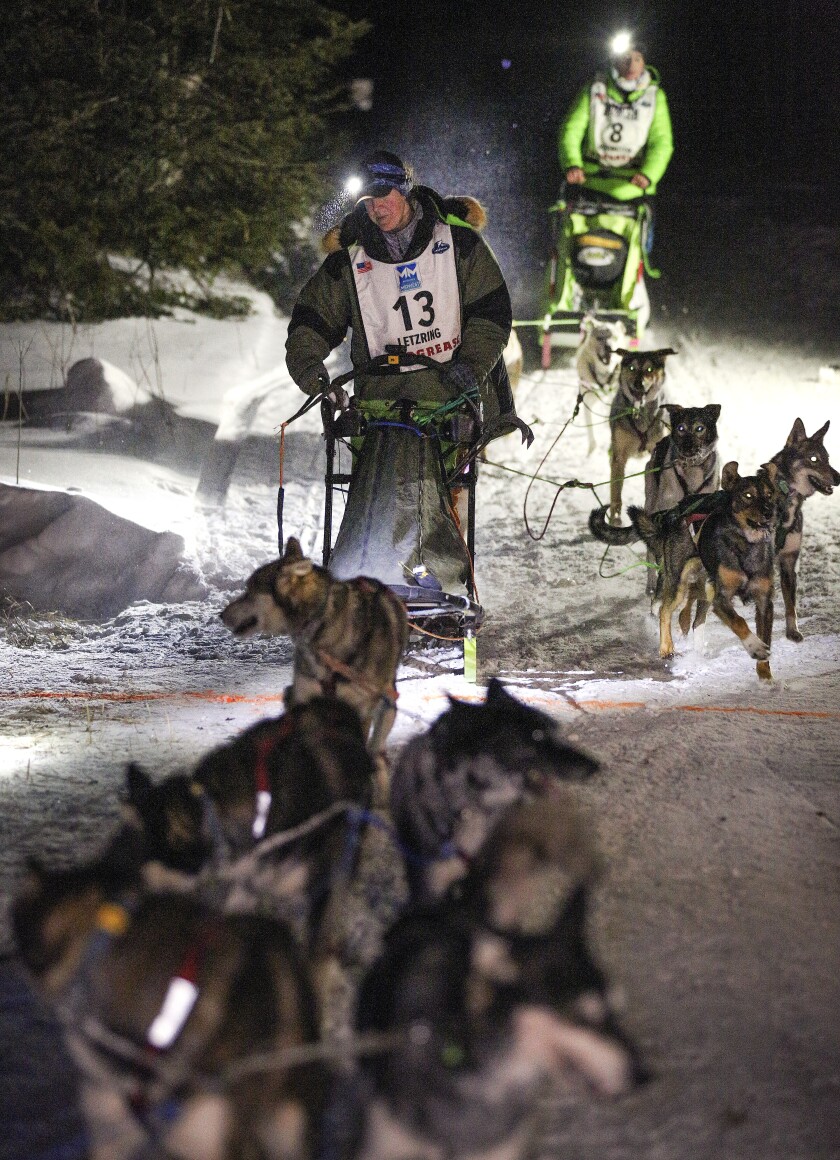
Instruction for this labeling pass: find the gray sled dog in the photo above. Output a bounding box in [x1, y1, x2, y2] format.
[390, 677, 598, 903]
[352, 795, 645, 1160]
[221, 537, 409, 754]
[575, 315, 626, 456]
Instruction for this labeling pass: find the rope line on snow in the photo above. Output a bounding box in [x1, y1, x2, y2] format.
[2, 688, 839, 720]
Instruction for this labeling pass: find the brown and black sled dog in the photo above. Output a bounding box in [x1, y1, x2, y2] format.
[591, 461, 780, 679]
[767, 417, 839, 641]
[221, 537, 409, 753]
[13, 854, 326, 1160]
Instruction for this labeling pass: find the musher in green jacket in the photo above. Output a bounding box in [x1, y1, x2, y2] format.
[285, 151, 521, 440]
[559, 36, 674, 203]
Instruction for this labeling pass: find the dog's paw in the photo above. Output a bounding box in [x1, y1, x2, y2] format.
[786, 625, 803, 643]
[743, 633, 770, 660]
[756, 660, 773, 681]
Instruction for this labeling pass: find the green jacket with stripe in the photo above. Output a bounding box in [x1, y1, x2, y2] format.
[559, 67, 674, 200]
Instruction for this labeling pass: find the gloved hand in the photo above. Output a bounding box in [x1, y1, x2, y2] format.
[299, 363, 330, 397]
[443, 360, 479, 397]
[300, 364, 349, 411]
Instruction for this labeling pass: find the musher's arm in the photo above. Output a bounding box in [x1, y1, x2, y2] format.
[451, 227, 512, 384]
[285, 252, 353, 394]
[638, 88, 674, 190]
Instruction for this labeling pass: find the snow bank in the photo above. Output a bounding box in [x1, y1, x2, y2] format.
[0, 483, 206, 619]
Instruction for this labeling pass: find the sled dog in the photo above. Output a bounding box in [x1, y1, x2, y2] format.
[767, 417, 839, 641]
[645, 404, 722, 515]
[608, 347, 676, 523]
[590, 461, 780, 678]
[575, 315, 626, 455]
[13, 857, 325, 1160]
[352, 796, 644, 1160]
[221, 537, 409, 753]
[123, 699, 395, 1025]
[390, 677, 598, 902]
[641, 403, 722, 593]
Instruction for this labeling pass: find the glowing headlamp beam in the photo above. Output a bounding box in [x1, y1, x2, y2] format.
[610, 31, 633, 57]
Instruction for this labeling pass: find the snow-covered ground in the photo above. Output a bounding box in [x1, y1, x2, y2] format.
[1, 199, 838, 1158]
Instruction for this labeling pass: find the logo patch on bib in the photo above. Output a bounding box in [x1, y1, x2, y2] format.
[397, 262, 422, 291]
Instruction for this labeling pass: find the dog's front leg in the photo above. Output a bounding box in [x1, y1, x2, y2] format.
[711, 567, 771, 664]
[751, 574, 775, 681]
[658, 591, 679, 659]
[777, 542, 802, 642]
[609, 441, 630, 525]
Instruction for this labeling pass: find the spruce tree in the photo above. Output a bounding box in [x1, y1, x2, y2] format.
[0, 0, 367, 319]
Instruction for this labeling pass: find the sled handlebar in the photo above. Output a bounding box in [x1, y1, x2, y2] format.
[322, 349, 482, 434]
[326, 349, 456, 392]
[550, 192, 643, 219]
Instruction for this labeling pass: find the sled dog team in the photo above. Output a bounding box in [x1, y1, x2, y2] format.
[581, 332, 838, 681]
[14, 672, 645, 1160]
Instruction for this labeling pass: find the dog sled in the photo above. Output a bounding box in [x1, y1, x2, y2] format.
[541, 187, 657, 367]
[309, 351, 492, 676]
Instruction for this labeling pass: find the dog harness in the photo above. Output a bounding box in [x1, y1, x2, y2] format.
[250, 714, 296, 840]
[146, 942, 204, 1051]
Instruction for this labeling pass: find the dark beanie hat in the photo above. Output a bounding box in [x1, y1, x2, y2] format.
[358, 150, 414, 198]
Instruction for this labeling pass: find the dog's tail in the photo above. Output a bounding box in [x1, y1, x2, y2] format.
[588, 505, 642, 546]
[589, 504, 665, 552]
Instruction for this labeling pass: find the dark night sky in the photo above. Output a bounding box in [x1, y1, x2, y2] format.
[332, 0, 836, 315]
[337, 0, 835, 192]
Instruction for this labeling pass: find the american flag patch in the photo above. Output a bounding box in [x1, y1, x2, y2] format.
[356, 259, 373, 273]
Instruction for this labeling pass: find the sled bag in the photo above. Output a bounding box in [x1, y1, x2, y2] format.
[572, 228, 628, 288]
[328, 422, 470, 596]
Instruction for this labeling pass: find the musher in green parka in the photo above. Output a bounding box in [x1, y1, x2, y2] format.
[559, 35, 674, 202]
[285, 150, 528, 445]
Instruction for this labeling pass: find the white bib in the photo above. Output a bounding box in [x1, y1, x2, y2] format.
[350, 221, 461, 369]
[589, 80, 658, 169]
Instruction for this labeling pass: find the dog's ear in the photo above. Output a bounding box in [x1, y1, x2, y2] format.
[662, 403, 684, 419]
[486, 677, 515, 706]
[760, 461, 779, 485]
[654, 348, 678, 359]
[615, 348, 634, 359]
[811, 420, 830, 442]
[721, 461, 740, 490]
[126, 762, 153, 807]
[703, 404, 722, 421]
[785, 418, 807, 447]
[283, 536, 305, 562]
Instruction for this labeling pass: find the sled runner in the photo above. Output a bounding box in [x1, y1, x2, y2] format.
[541, 188, 657, 367]
[318, 351, 485, 677]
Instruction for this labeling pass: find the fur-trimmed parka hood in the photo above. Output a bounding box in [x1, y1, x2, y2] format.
[321, 185, 488, 257]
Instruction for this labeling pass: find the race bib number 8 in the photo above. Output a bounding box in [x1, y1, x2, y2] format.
[590, 82, 657, 169]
